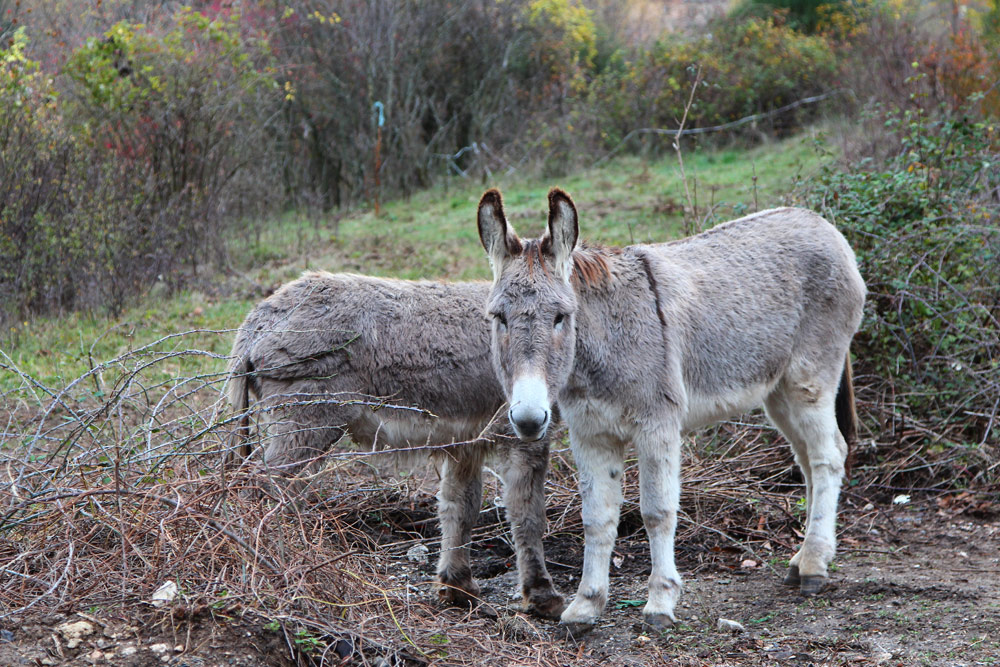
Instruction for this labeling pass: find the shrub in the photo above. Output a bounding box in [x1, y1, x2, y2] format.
[732, 0, 849, 33]
[922, 24, 1000, 120]
[798, 105, 1000, 462]
[0, 8, 281, 326]
[269, 0, 602, 205]
[584, 14, 838, 151]
[62, 10, 278, 273]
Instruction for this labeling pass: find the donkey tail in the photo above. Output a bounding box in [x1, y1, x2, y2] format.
[224, 352, 253, 464]
[835, 352, 858, 476]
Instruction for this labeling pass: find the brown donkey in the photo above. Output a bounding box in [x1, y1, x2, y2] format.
[226, 271, 564, 618]
[476, 189, 865, 632]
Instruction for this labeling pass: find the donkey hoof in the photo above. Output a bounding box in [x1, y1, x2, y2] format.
[642, 612, 676, 631]
[799, 575, 828, 597]
[526, 591, 567, 619]
[783, 565, 801, 587]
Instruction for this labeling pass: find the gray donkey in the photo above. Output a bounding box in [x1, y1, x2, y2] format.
[226, 271, 564, 618]
[476, 189, 865, 632]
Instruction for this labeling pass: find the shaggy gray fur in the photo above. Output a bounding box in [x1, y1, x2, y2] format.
[477, 189, 865, 632]
[226, 271, 564, 618]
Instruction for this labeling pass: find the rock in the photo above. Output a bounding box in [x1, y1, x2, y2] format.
[151, 581, 179, 607]
[56, 620, 95, 638]
[0, 629, 13, 642]
[150, 643, 170, 654]
[120, 646, 138, 657]
[406, 544, 430, 564]
[717, 618, 746, 633]
[56, 620, 95, 648]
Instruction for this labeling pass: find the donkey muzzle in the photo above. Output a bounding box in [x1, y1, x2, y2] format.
[509, 374, 551, 441]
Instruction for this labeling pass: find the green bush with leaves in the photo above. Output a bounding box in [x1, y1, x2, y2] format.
[585, 15, 838, 151]
[1, 7, 281, 325]
[799, 106, 999, 468]
[0, 28, 79, 321]
[62, 10, 277, 270]
[731, 0, 848, 34]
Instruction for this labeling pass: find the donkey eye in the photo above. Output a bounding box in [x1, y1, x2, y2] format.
[554, 313, 566, 330]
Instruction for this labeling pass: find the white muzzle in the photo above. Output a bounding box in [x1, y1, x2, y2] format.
[508, 374, 551, 441]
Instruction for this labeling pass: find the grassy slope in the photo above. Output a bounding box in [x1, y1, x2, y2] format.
[1, 133, 825, 395]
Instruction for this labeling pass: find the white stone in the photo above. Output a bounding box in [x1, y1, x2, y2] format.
[717, 618, 746, 633]
[406, 544, 430, 564]
[151, 581, 178, 607]
[56, 620, 95, 640]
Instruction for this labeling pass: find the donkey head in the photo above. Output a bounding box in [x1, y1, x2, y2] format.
[477, 188, 580, 441]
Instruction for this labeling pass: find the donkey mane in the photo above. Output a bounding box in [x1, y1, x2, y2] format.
[522, 238, 617, 288]
[571, 243, 618, 288]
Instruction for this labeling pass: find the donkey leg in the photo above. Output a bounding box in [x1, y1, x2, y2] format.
[436, 446, 486, 607]
[636, 423, 683, 629]
[502, 440, 565, 619]
[765, 392, 815, 587]
[784, 446, 814, 589]
[766, 389, 847, 596]
[560, 434, 625, 632]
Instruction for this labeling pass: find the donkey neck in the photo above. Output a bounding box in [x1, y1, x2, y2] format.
[564, 246, 679, 406]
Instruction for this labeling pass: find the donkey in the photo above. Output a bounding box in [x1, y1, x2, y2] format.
[226, 271, 564, 618]
[476, 188, 866, 632]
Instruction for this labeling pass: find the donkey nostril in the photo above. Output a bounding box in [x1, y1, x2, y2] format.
[510, 405, 549, 439]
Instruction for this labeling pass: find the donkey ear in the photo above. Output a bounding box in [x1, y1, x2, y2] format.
[478, 189, 520, 277]
[546, 188, 579, 281]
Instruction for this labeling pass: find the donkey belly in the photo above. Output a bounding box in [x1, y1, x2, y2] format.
[682, 382, 773, 433]
[349, 408, 492, 451]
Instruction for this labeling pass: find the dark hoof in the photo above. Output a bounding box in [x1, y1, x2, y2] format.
[641, 612, 676, 631]
[525, 590, 566, 620]
[799, 575, 828, 597]
[437, 578, 481, 607]
[783, 564, 801, 587]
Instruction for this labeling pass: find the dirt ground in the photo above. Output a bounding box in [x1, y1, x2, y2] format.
[540, 508, 1000, 666]
[2, 495, 997, 667]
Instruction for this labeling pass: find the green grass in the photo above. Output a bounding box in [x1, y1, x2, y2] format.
[1, 132, 828, 393]
[1, 292, 248, 396]
[308, 132, 825, 281]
